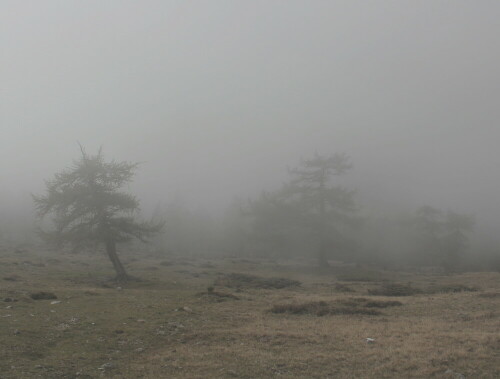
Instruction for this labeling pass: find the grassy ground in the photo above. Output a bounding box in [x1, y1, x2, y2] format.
[0, 245, 499, 378]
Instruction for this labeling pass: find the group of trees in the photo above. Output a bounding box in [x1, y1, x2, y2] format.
[32, 147, 477, 281]
[412, 206, 475, 270]
[246, 153, 358, 266]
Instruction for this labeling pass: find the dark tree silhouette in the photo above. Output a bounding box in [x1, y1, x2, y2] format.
[414, 205, 444, 266]
[283, 153, 358, 266]
[413, 206, 474, 270]
[33, 147, 162, 281]
[442, 211, 474, 271]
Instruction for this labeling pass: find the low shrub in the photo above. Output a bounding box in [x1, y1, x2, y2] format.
[478, 292, 500, 298]
[368, 283, 421, 296]
[215, 273, 301, 289]
[427, 284, 478, 294]
[30, 291, 57, 300]
[268, 298, 393, 317]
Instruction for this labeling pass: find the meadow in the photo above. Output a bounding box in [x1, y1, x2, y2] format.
[1, 245, 499, 378]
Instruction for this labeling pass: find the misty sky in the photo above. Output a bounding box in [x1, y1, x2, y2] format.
[1, 1, 500, 229]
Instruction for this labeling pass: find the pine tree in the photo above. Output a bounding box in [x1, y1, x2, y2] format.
[284, 153, 357, 266]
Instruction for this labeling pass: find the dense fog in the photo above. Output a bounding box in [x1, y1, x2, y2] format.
[2, 1, 500, 270]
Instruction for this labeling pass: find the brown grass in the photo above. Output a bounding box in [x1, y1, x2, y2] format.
[214, 272, 301, 289]
[0, 247, 499, 378]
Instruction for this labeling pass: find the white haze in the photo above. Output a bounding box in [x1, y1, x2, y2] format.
[1, 1, 500, 237]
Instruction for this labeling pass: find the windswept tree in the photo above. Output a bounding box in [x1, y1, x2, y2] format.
[283, 153, 358, 266]
[33, 147, 163, 281]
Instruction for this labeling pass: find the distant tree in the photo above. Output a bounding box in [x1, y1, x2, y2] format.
[413, 206, 474, 270]
[221, 198, 253, 257]
[415, 206, 443, 238]
[151, 199, 222, 256]
[442, 211, 474, 271]
[33, 147, 163, 281]
[282, 153, 358, 266]
[414, 205, 444, 266]
[247, 191, 304, 257]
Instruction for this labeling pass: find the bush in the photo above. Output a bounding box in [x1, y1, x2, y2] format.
[340, 297, 402, 308]
[215, 273, 301, 289]
[268, 298, 399, 317]
[368, 283, 421, 296]
[30, 292, 57, 300]
[427, 284, 478, 294]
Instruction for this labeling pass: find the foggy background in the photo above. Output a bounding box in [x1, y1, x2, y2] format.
[1, 1, 500, 248]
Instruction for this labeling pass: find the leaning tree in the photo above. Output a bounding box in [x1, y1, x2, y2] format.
[33, 147, 162, 281]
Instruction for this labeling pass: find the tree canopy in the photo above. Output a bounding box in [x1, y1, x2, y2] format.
[247, 153, 358, 265]
[33, 147, 162, 280]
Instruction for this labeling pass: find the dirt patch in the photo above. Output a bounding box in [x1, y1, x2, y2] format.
[215, 273, 301, 289]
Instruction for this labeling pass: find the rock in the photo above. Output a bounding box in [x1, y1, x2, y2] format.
[98, 362, 115, 371]
[445, 369, 465, 379]
[50, 300, 61, 305]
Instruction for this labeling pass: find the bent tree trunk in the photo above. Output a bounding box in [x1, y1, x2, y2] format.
[105, 239, 129, 281]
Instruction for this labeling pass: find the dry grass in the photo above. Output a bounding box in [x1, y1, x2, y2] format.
[214, 272, 301, 289]
[0, 246, 499, 378]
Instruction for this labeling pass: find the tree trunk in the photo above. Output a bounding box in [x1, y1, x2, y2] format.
[318, 240, 330, 267]
[318, 168, 330, 267]
[105, 239, 129, 281]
